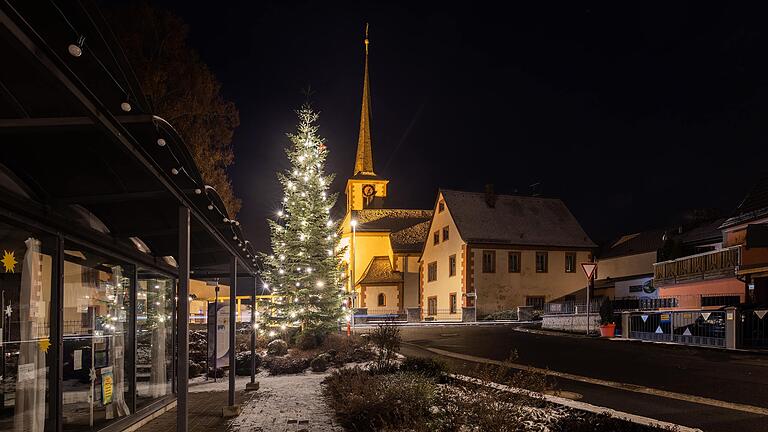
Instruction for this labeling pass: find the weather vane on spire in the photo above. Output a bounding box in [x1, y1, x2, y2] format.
[364, 23, 369, 54]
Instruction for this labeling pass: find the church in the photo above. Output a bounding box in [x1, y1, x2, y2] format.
[338, 30, 432, 319]
[339, 30, 597, 322]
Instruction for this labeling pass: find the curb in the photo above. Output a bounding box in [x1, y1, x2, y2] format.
[448, 373, 703, 432]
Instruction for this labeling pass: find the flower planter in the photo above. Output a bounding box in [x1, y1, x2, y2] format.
[599, 323, 616, 338]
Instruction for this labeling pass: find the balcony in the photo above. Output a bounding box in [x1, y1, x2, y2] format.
[653, 246, 740, 287]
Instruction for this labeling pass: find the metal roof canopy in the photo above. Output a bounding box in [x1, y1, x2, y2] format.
[0, 1, 257, 277]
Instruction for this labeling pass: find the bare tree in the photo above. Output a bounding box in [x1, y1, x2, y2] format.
[106, 4, 242, 215]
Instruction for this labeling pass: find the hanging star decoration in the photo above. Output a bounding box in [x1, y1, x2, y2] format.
[4, 304, 11, 318]
[38, 338, 51, 353]
[2, 250, 16, 273]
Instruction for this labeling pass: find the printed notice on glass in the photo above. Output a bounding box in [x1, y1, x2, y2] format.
[74, 350, 83, 370]
[18, 363, 35, 382]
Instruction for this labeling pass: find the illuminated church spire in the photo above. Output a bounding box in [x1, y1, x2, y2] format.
[354, 24, 375, 176]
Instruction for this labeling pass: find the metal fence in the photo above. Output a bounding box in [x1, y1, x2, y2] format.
[627, 310, 726, 348]
[423, 308, 463, 322]
[353, 308, 407, 324]
[543, 299, 603, 315]
[739, 308, 768, 348]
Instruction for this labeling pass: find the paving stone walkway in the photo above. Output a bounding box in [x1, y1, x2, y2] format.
[137, 372, 342, 432]
[137, 390, 244, 432]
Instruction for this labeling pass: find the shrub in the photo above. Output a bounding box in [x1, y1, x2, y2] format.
[599, 298, 614, 325]
[235, 351, 261, 376]
[206, 368, 224, 379]
[323, 368, 435, 431]
[369, 324, 401, 369]
[296, 328, 330, 351]
[188, 361, 203, 378]
[321, 333, 374, 366]
[267, 339, 288, 356]
[553, 412, 680, 432]
[310, 355, 329, 372]
[481, 310, 518, 321]
[399, 356, 447, 378]
[268, 355, 311, 375]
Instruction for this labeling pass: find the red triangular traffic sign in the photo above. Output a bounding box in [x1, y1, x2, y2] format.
[581, 262, 597, 279]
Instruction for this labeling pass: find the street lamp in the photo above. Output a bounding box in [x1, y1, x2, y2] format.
[350, 219, 357, 333]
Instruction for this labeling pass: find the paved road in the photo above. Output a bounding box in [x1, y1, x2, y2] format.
[395, 325, 768, 432]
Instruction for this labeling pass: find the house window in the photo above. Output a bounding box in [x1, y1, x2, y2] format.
[526, 296, 545, 310]
[377, 293, 386, 307]
[508, 251, 520, 273]
[428, 296, 438, 315]
[428, 261, 438, 282]
[565, 252, 576, 273]
[433, 231, 440, 245]
[482, 250, 496, 273]
[535, 251, 548, 273]
[449, 254, 457, 277]
[442, 226, 449, 242]
[450, 293, 458, 314]
[438, 201, 445, 213]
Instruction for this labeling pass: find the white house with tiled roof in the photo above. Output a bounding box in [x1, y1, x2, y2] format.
[420, 188, 596, 320]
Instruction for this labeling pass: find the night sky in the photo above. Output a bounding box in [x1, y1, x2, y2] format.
[151, 1, 768, 252]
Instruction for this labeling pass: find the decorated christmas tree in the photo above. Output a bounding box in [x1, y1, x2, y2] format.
[259, 104, 345, 337]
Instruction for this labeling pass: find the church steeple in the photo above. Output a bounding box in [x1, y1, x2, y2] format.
[354, 24, 375, 176]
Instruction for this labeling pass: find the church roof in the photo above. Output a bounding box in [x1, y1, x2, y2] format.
[352, 209, 433, 253]
[354, 26, 375, 176]
[390, 219, 432, 253]
[358, 256, 402, 285]
[441, 190, 596, 248]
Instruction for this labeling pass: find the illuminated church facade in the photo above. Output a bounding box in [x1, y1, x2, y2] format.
[338, 31, 432, 316]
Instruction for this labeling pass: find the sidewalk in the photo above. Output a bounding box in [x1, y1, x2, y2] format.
[138, 372, 342, 432]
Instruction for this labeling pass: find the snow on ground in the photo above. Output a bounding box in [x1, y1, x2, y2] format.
[227, 370, 343, 432]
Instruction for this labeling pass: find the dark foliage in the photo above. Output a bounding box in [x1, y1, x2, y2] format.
[399, 356, 448, 379]
[553, 412, 680, 432]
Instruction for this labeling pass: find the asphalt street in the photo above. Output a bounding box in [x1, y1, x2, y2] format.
[393, 325, 768, 432]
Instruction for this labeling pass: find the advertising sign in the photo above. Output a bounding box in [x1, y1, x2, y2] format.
[101, 366, 113, 405]
[207, 302, 230, 368]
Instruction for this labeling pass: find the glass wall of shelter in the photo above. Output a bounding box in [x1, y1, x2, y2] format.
[0, 217, 178, 432]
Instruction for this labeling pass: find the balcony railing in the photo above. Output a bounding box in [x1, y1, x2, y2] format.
[653, 246, 740, 286]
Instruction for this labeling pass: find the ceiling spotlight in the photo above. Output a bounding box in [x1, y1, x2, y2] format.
[120, 101, 132, 112]
[68, 44, 82, 57]
[68, 35, 85, 57]
[157, 138, 166, 147]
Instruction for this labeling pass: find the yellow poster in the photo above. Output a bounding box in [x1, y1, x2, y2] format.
[101, 366, 113, 405]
